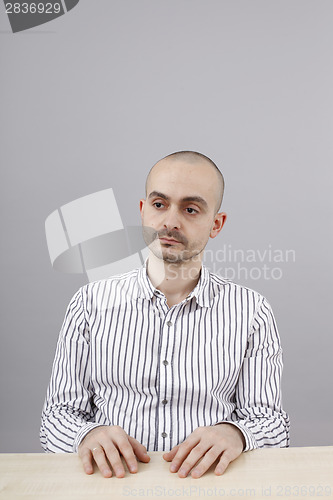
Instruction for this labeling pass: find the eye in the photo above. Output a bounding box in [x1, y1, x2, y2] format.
[186, 207, 198, 214]
[153, 202, 164, 209]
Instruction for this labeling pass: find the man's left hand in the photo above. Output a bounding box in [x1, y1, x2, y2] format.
[162, 423, 245, 478]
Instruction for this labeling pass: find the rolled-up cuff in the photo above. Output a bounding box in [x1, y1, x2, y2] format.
[73, 423, 107, 452]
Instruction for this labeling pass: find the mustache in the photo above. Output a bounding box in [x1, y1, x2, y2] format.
[157, 230, 187, 244]
[141, 226, 188, 246]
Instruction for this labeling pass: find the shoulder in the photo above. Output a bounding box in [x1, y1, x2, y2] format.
[208, 268, 270, 309]
[208, 270, 277, 334]
[74, 267, 141, 310]
[86, 267, 140, 289]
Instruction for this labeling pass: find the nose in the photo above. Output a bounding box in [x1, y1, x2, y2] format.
[162, 206, 181, 230]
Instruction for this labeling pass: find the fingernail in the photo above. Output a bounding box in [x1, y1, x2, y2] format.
[170, 464, 177, 472]
[130, 464, 137, 472]
[179, 468, 187, 477]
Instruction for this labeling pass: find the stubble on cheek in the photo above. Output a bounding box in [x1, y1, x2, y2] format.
[142, 226, 159, 246]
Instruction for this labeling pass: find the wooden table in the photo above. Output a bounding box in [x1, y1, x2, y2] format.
[0, 447, 332, 499]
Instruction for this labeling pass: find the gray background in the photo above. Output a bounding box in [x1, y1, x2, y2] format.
[0, 0, 332, 452]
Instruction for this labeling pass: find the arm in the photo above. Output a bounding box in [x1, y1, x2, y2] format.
[40, 288, 103, 453]
[229, 296, 290, 451]
[163, 296, 290, 478]
[40, 287, 150, 477]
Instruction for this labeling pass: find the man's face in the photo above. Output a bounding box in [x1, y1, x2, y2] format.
[140, 159, 226, 264]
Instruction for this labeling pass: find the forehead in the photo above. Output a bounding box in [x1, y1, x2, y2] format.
[147, 159, 218, 201]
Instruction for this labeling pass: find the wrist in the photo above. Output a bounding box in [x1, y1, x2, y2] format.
[216, 422, 246, 451]
[232, 425, 246, 450]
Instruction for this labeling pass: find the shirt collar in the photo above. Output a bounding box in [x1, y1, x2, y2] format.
[136, 257, 213, 308]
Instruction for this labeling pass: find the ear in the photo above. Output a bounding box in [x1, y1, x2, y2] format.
[139, 199, 145, 221]
[210, 212, 227, 239]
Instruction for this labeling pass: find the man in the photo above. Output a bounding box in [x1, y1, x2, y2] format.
[40, 151, 290, 479]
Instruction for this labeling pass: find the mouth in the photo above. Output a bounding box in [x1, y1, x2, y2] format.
[159, 237, 181, 245]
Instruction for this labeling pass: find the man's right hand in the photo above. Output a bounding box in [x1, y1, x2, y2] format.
[78, 425, 150, 478]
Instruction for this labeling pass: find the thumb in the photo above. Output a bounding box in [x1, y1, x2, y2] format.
[128, 436, 150, 462]
[163, 445, 179, 461]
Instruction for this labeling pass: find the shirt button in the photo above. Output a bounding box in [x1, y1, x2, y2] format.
[161, 432, 168, 438]
[166, 321, 173, 327]
[162, 399, 168, 405]
[163, 360, 168, 366]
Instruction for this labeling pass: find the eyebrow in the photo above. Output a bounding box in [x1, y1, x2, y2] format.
[148, 191, 208, 209]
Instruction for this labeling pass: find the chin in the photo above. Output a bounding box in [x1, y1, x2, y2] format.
[163, 252, 190, 264]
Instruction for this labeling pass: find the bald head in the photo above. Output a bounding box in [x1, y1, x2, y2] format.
[145, 151, 225, 213]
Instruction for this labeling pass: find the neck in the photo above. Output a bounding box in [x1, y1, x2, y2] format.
[146, 251, 203, 302]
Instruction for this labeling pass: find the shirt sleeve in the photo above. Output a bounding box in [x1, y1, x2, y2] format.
[217, 295, 290, 451]
[40, 287, 104, 453]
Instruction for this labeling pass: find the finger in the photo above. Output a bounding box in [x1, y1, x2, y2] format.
[112, 437, 141, 473]
[170, 438, 202, 475]
[79, 447, 94, 475]
[128, 436, 150, 463]
[91, 446, 113, 478]
[190, 446, 222, 478]
[101, 444, 128, 478]
[163, 445, 180, 462]
[215, 450, 232, 475]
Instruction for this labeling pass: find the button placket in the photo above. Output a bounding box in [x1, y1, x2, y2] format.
[157, 310, 177, 450]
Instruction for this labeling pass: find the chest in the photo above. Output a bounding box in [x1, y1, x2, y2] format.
[88, 298, 250, 391]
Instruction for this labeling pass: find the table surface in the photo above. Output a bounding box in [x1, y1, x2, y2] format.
[0, 447, 332, 500]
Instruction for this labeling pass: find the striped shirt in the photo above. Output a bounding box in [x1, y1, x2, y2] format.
[40, 261, 290, 453]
